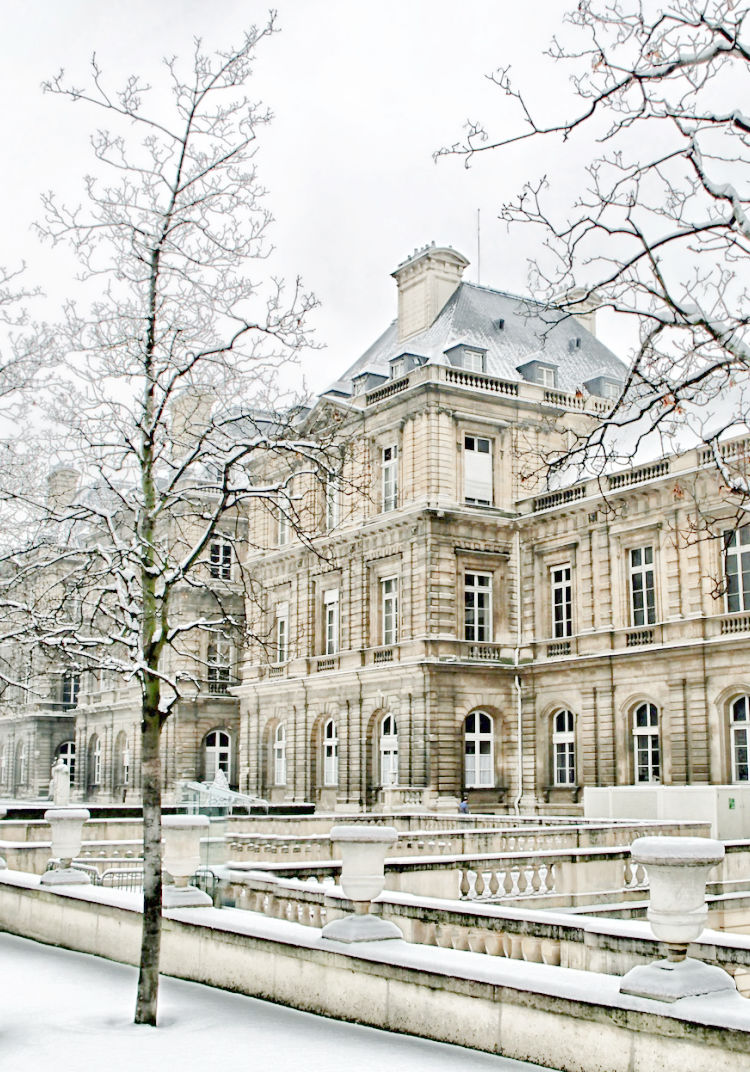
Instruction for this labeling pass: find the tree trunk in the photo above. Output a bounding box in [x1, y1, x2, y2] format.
[134, 707, 162, 1025]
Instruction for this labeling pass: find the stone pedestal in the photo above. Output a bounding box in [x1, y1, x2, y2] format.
[322, 825, 402, 943]
[162, 814, 212, 908]
[619, 836, 735, 1002]
[40, 808, 90, 887]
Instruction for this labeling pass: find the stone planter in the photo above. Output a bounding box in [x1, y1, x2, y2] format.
[321, 825, 402, 943]
[162, 815, 212, 908]
[619, 836, 736, 1002]
[41, 808, 90, 886]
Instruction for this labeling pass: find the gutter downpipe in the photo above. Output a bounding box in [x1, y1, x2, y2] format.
[512, 526, 523, 816]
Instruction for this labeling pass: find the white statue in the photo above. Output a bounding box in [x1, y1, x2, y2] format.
[50, 757, 71, 806]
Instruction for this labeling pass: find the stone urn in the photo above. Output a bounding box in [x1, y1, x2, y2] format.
[619, 836, 735, 1001]
[40, 808, 90, 886]
[321, 824, 402, 943]
[162, 814, 212, 908]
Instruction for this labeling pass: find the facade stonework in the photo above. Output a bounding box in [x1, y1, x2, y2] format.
[3, 244, 749, 812]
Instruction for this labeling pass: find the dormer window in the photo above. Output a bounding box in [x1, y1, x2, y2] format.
[583, 374, 624, 400]
[462, 349, 485, 373]
[390, 358, 406, 379]
[444, 343, 487, 373]
[517, 358, 558, 389]
[388, 352, 424, 380]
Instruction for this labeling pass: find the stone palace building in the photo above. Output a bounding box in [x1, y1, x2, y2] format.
[2, 243, 749, 813]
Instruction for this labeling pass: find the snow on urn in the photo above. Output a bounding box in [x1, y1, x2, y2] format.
[162, 815, 212, 908]
[620, 836, 735, 1002]
[321, 825, 402, 943]
[40, 808, 90, 886]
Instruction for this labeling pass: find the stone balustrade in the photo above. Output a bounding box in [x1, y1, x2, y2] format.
[224, 870, 750, 996]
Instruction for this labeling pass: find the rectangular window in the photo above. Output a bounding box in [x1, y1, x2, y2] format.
[61, 671, 80, 708]
[382, 577, 399, 646]
[464, 572, 492, 642]
[551, 566, 572, 638]
[382, 445, 398, 512]
[209, 540, 232, 580]
[324, 589, 339, 655]
[276, 602, 289, 663]
[325, 472, 341, 530]
[463, 350, 485, 373]
[207, 639, 232, 695]
[630, 545, 655, 626]
[278, 502, 289, 547]
[539, 367, 556, 388]
[725, 527, 750, 612]
[463, 435, 493, 505]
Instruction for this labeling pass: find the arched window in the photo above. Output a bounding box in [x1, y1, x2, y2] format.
[113, 732, 129, 787]
[464, 711, 494, 787]
[323, 719, 338, 787]
[633, 703, 660, 783]
[56, 740, 76, 782]
[273, 724, 287, 786]
[552, 710, 576, 786]
[380, 714, 398, 786]
[88, 735, 101, 787]
[14, 740, 27, 786]
[1, 741, 11, 786]
[731, 697, 750, 783]
[205, 729, 231, 781]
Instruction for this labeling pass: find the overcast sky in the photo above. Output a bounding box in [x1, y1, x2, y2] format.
[2, 0, 616, 394]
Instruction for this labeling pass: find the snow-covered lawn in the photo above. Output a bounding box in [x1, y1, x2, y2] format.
[2, 933, 559, 1071]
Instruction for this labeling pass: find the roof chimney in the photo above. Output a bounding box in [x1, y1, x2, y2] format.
[391, 243, 469, 342]
[559, 287, 598, 337]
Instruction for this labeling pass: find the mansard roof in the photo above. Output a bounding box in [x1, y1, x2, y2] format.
[325, 281, 627, 398]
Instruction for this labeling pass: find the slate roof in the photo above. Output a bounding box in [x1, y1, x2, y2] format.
[325, 281, 627, 397]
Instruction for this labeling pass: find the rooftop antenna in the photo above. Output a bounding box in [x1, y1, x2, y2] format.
[476, 208, 481, 285]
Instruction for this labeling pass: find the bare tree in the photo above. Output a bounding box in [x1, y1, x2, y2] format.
[441, 0, 750, 494]
[0, 19, 334, 1026]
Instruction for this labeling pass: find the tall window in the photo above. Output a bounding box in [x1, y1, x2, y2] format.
[464, 710, 494, 787]
[633, 703, 660, 783]
[207, 640, 232, 694]
[323, 719, 338, 787]
[551, 566, 572, 638]
[725, 527, 750, 612]
[324, 589, 340, 655]
[552, 710, 576, 786]
[731, 697, 750, 783]
[61, 670, 80, 708]
[276, 602, 289, 663]
[209, 539, 232, 580]
[88, 735, 101, 787]
[114, 732, 129, 787]
[382, 445, 398, 512]
[55, 739, 76, 784]
[380, 714, 398, 786]
[0, 742, 10, 786]
[463, 435, 493, 505]
[381, 577, 398, 645]
[205, 729, 231, 780]
[15, 740, 28, 786]
[278, 497, 290, 547]
[325, 472, 341, 530]
[630, 546, 655, 626]
[464, 572, 492, 642]
[273, 724, 287, 785]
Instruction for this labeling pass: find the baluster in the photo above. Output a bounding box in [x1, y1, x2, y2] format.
[623, 859, 633, 886]
[530, 865, 541, 894]
[636, 863, 647, 886]
[516, 867, 528, 895]
[503, 868, 514, 895]
[474, 870, 486, 897]
[459, 868, 471, 898]
[541, 939, 561, 966]
[489, 868, 500, 896]
[522, 936, 542, 963]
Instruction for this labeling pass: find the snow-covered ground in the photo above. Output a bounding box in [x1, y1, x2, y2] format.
[2, 933, 559, 1072]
